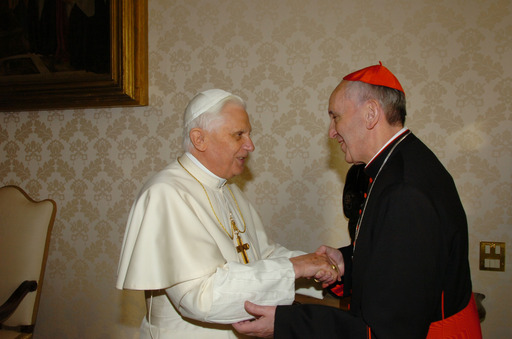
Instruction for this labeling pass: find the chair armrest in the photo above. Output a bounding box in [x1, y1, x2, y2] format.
[0, 280, 38, 323]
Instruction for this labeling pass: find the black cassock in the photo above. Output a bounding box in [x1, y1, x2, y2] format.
[275, 131, 473, 338]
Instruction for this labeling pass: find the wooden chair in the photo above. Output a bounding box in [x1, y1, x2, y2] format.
[0, 186, 56, 338]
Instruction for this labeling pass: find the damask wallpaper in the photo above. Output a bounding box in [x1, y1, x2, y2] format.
[1, 0, 511, 338]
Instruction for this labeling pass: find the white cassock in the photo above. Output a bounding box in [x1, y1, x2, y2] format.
[116, 153, 322, 338]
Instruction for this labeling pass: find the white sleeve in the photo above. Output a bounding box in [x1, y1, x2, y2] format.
[165, 257, 296, 324]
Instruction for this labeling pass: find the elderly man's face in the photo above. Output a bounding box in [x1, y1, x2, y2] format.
[204, 103, 255, 179]
[328, 82, 367, 164]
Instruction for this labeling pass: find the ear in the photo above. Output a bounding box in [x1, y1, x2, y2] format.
[365, 99, 381, 130]
[189, 128, 208, 152]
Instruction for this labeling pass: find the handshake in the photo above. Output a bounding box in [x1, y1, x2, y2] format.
[232, 245, 343, 338]
[290, 245, 343, 288]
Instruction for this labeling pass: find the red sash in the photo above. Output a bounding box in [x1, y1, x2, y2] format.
[426, 293, 482, 339]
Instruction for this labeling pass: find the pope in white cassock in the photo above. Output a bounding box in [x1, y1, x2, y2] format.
[116, 89, 340, 338]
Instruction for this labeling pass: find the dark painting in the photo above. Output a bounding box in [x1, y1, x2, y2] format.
[0, 0, 110, 77]
[0, 0, 147, 111]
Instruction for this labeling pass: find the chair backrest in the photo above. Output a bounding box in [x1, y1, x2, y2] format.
[0, 185, 56, 328]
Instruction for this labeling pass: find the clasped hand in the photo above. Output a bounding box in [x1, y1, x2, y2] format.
[290, 248, 342, 288]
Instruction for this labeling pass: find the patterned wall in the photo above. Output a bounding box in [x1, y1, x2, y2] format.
[1, 0, 511, 337]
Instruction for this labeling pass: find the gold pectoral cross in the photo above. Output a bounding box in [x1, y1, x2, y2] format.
[231, 217, 250, 264]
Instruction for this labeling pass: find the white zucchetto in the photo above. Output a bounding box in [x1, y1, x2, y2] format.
[183, 89, 233, 127]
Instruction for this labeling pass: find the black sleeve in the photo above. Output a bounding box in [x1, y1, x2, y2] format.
[275, 304, 368, 339]
[339, 245, 353, 296]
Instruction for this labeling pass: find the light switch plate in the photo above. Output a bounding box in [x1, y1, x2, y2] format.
[479, 241, 505, 271]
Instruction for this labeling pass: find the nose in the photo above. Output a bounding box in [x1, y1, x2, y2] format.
[245, 136, 255, 152]
[328, 120, 338, 139]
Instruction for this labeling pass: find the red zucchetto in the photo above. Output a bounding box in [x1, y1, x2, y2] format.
[343, 61, 405, 94]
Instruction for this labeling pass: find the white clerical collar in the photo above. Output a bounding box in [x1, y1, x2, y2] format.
[366, 127, 409, 167]
[184, 152, 228, 186]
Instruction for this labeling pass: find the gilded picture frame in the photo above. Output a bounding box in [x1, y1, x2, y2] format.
[0, 0, 148, 112]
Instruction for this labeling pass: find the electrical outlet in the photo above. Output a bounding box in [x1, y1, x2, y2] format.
[479, 242, 505, 271]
